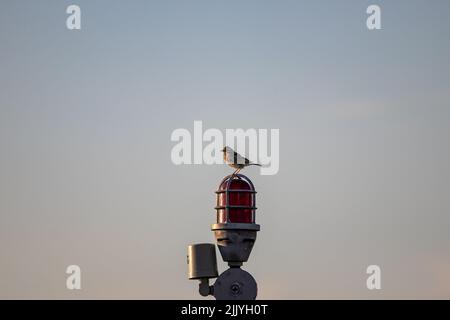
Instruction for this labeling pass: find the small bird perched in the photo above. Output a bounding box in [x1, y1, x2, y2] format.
[222, 146, 261, 175]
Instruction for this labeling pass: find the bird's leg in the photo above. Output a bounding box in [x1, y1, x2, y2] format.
[232, 168, 240, 177]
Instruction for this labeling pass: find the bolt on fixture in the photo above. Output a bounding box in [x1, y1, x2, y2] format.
[187, 173, 260, 300]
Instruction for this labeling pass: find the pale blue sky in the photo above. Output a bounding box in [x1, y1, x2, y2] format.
[1, 0, 450, 298]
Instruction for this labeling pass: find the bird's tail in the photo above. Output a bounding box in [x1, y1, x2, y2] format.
[250, 163, 262, 167]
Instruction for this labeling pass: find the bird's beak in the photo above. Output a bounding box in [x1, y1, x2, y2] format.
[221, 147, 226, 152]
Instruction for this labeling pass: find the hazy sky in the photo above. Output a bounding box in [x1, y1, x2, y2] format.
[1, 0, 450, 299]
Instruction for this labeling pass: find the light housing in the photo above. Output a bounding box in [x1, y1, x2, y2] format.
[212, 174, 260, 265]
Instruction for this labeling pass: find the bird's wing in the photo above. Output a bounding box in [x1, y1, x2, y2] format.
[235, 151, 253, 165]
[230, 151, 246, 165]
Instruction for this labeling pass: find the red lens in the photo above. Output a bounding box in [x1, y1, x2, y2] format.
[216, 176, 255, 223]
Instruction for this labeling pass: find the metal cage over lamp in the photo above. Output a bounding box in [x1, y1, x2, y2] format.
[215, 174, 257, 224]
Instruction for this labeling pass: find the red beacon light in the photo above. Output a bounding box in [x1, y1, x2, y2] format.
[187, 172, 261, 300]
[216, 174, 256, 224]
[212, 174, 260, 267]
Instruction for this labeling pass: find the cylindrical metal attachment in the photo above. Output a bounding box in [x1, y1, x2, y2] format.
[187, 243, 219, 280]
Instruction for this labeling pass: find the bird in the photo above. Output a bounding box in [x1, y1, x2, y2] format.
[222, 146, 261, 175]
